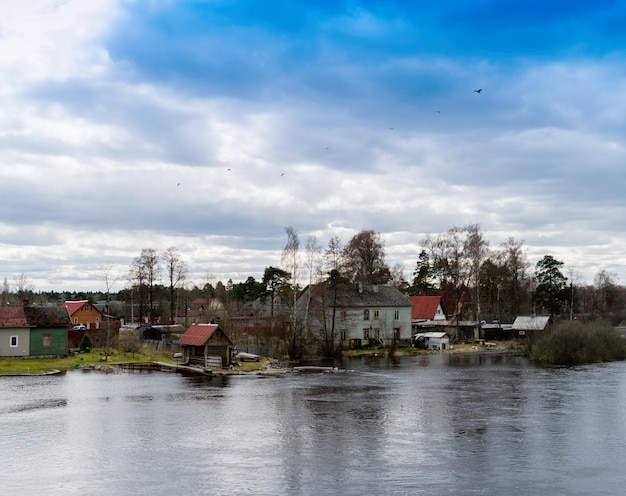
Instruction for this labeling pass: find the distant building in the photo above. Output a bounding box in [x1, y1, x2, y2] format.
[407, 295, 446, 332]
[298, 283, 413, 349]
[62, 300, 103, 330]
[0, 304, 70, 357]
[512, 315, 550, 337]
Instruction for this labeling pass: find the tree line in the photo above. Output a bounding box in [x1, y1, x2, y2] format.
[3, 224, 625, 330]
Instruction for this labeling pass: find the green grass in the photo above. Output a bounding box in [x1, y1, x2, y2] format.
[0, 348, 178, 375]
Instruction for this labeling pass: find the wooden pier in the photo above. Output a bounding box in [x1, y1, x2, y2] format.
[114, 361, 214, 376]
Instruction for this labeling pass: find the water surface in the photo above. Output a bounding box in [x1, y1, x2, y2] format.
[1, 353, 625, 495]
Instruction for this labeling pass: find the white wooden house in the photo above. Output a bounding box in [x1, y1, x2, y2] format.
[298, 283, 413, 348]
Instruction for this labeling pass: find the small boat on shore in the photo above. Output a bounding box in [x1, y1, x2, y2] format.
[292, 366, 343, 373]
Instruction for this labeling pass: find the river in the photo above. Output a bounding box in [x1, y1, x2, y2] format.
[1, 353, 625, 495]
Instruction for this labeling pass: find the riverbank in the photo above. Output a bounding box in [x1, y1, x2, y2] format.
[0, 340, 526, 376]
[0, 350, 178, 376]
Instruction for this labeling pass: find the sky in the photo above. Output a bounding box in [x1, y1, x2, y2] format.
[1, 0, 626, 293]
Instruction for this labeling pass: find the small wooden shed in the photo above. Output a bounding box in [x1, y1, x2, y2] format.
[179, 323, 234, 369]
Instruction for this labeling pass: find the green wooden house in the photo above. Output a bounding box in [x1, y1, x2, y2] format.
[24, 306, 71, 357]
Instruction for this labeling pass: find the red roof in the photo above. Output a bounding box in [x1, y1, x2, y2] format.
[62, 300, 89, 316]
[407, 296, 442, 320]
[0, 306, 28, 327]
[179, 323, 220, 346]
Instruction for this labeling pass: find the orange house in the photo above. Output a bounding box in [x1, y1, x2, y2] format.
[62, 300, 103, 330]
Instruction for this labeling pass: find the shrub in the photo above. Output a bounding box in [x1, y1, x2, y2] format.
[527, 320, 626, 366]
[79, 333, 93, 352]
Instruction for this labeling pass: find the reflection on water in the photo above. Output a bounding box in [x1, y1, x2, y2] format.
[1, 353, 626, 495]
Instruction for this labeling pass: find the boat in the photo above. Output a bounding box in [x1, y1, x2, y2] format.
[234, 352, 262, 362]
[292, 366, 343, 373]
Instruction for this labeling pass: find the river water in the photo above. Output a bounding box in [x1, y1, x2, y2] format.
[1, 353, 625, 496]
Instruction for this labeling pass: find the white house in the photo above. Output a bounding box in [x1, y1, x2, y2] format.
[298, 283, 413, 348]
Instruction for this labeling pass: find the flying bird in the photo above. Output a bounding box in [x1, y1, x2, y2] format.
[227, 168, 231, 171]
[176, 183, 181, 187]
[281, 173, 285, 176]
[474, 89, 482, 93]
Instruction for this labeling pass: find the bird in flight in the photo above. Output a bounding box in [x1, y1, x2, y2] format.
[281, 173, 285, 176]
[226, 168, 231, 171]
[474, 89, 482, 94]
[176, 183, 181, 187]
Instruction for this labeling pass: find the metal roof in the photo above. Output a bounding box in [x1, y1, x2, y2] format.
[512, 315, 550, 330]
[179, 323, 220, 346]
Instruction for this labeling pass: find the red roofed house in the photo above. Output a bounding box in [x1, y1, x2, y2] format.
[179, 323, 234, 369]
[407, 296, 446, 332]
[0, 306, 29, 357]
[62, 300, 103, 330]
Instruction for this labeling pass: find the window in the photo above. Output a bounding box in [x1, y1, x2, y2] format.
[394, 310, 400, 320]
[373, 310, 379, 320]
[340, 330, 346, 341]
[373, 328, 380, 339]
[363, 328, 370, 339]
[340, 310, 347, 321]
[42, 334, 52, 348]
[393, 328, 400, 340]
[74, 317, 78, 324]
[10, 336, 18, 347]
[363, 310, 370, 320]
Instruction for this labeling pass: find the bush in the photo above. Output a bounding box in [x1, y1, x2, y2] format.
[79, 333, 93, 352]
[527, 320, 626, 366]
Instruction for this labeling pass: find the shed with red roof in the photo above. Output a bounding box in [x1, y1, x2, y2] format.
[179, 323, 234, 368]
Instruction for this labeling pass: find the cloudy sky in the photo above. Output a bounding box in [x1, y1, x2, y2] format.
[1, 0, 625, 292]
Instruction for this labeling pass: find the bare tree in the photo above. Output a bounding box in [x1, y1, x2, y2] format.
[100, 263, 119, 357]
[325, 236, 345, 275]
[163, 247, 187, 323]
[282, 226, 304, 359]
[594, 268, 618, 315]
[1, 277, 10, 306]
[494, 237, 530, 320]
[129, 248, 160, 323]
[389, 263, 408, 292]
[13, 273, 34, 302]
[464, 224, 490, 322]
[343, 229, 390, 284]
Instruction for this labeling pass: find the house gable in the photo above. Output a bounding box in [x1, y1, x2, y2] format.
[407, 296, 445, 321]
[62, 300, 103, 329]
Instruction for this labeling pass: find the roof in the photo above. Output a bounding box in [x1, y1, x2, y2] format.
[24, 307, 71, 328]
[62, 300, 101, 316]
[179, 323, 220, 346]
[407, 296, 442, 320]
[332, 283, 413, 308]
[419, 332, 449, 339]
[512, 315, 550, 331]
[0, 306, 28, 327]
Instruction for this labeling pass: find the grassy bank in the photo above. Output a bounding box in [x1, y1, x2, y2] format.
[0, 349, 177, 375]
[527, 321, 626, 367]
